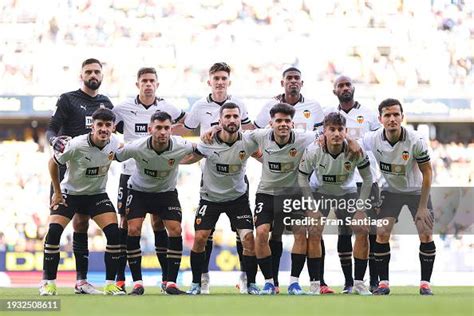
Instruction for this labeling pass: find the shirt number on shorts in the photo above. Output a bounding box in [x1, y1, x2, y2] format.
[197, 205, 207, 217]
[126, 194, 133, 207]
[255, 202, 264, 214]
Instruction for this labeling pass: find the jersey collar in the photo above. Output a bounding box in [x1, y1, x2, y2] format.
[207, 93, 231, 106]
[147, 136, 173, 154]
[215, 131, 242, 146]
[87, 133, 109, 150]
[135, 95, 162, 109]
[270, 130, 295, 147]
[276, 93, 304, 105]
[381, 126, 407, 145]
[338, 101, 361, 113]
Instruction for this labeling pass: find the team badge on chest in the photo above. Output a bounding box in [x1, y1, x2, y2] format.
[289, 148, 297, 157]
[303, 110, 311, 119]
[239, 150, 246, 160]
[356, 115, 364, 124]
[402, 151, 409, 161]
[168, 159, 175, 167]
[344, 161, 352, 171]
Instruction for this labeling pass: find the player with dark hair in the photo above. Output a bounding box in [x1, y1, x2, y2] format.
[362, 98, 436, 295]
[112, 67, 185, 292]
[322, 75, 382, 293]
[115, 111, 193, 295]
[40, 108, 124, 296]
[299, 112, 373, 295]
[186, 103, 259, 295]
[45, 58, 113, 295]
[184, 62, 251, 294]
[253, 67, 331, 294]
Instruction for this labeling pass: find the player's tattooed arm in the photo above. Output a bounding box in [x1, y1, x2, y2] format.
[415, 161, 434, 232]
[48, 158, 67, 209]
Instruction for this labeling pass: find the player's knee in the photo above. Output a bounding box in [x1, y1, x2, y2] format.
[45, 223, 64, 245]
[127, 224, 141, 237]
[166, 224, 182, 237]
[419, 234, 433, 243]
[256, 226, 269, 244]
[269, 232, 282, 242]
[239, 230, 255, 252]
[152, 217, 165, 231]
[193, 231, 209, 252]
[72, 216, 89, 232]
[293, 232, 307, 244]
[103, 223, 120, 245]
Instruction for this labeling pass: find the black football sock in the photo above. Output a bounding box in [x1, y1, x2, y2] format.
[419, 241, 436, 282]
[191, 250, 206, 284]
[257, 256, 274, 281]
[167, 236, 183, 283]
[203, 230, 214, 274]
[368, 234, 378, 286]
[116, 228, 127, 282]
[338, 235, 353, 287]
[307, 257, 321, 281]
[43, 223, 64, 280]
[374, 242, 390, 282]
[73, 232, 89, 280]
[290, 253, 306, 279]
[243, 255, 257, 286]
[154, 229, 168, 282]
[354, 258, 368, 281]
[269, 239, 282, 287]
[103, 224, 120, 282]
[126, 235, 142, 282]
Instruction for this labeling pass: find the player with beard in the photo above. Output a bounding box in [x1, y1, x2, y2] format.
[320, 75, 381, 293]
[45, 58, 114, 295]
[185, 103, 259, 295]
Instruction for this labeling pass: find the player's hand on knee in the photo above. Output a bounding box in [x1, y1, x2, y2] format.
[51, 136, 72, 153]
[50, 192, 67, 210]
[415, 207, 434, 231]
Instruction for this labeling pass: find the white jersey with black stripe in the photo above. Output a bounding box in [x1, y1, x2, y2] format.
[115, 135, 194, 193]
[54, 134, 121, 195]
[197, 132, 258, 202]
[254, 94, 324, 131]
[299, 143, 370, 196]
[247, 129, 316, 195]
[362, 127, 431, 194]
[113, 96, 185, 175]
[184, 94, 250, 136]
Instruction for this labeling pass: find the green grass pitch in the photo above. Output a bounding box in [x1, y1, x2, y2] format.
[0, 287, 472, 316]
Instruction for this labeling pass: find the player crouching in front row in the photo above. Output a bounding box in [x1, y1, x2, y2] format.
[40, 108, 125, 296]
[114, 111, 195, 295]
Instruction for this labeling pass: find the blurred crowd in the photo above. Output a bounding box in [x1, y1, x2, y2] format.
[0, 0, 473, 97]
[0, 137, 472, 252]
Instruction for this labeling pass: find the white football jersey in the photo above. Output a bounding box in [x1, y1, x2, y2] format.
[113, 96, 185, 175]
[197, 132, 258, 202]
[115, 135, 194, 193]
[184, 94, 250, 136]
[299, 143, 370, 196]
[311, 102, 381, 188]
[362, 127, 431, 194]
[254, 94, 325, 131]
[247, 129, 316, 195]
[54, 134, 121, 195]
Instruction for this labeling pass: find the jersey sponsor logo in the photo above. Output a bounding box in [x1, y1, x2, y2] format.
[322, 174, 347, 184]
[289, 148, 297, 157]
[268, 161, 294, 173]
[344, 161, 352, 171]
[239, 150, 246, 161]
[85, 116, 93, 128]
[168, 159, 175, 167]
[135, 123, 148, 133]
[402, 151, 410, 161]
[216, 163, 241, 174]
[144, 169, 158, 177]
[357, 115, 364, 124]
[85, 166, 108, 176]
[303, 110, 311, 119]
[380, 162, 406, 175]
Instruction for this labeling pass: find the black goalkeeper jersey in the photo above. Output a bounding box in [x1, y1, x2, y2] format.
[46, 89, 114, 144]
